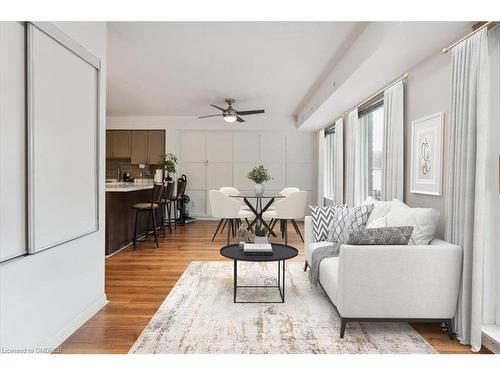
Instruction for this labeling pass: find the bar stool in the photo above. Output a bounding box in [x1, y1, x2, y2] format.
[159, 180, 175, 234]
[132, 183, 164, 250]
[174, 176, 187, 225]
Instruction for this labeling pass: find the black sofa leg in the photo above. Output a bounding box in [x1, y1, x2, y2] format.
[444, 319, 454, 340]
[340, 318, 347, 338]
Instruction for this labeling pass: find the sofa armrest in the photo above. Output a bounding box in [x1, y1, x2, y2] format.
[335, 240, 462, 319]
[304, 216, 314, 263]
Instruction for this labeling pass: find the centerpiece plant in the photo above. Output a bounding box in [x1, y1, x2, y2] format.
[247, 164, 272, 196]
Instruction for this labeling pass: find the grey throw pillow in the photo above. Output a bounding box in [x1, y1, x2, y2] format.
[310, 205, 344, 242]
[346, 226, 414, 245]
[327, 204, 374, 243]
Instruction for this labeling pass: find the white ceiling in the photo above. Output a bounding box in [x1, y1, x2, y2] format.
[106, 22, 366, 117]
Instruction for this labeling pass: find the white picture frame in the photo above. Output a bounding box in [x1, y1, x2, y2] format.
[410, 112, 444, 196]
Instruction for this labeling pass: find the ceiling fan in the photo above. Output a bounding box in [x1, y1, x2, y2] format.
[198, 98, 265, 123]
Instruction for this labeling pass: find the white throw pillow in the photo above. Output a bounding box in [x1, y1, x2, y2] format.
[363, 196, 393, 225]
[385, 199, 440, 245]
[366, 216, 387, 229]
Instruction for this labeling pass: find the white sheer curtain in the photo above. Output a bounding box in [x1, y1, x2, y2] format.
[332, 118, 344, 206]
[345, 109, 367, 207]
[354, 114, 369, 204]
[483, 26, 500, 332]
[445, 28, 489, 352]
[382, 81, 404, 201]
[317, 130, 325, 206]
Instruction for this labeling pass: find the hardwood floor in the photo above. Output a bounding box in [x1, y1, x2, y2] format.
[59, 220, 490, 354]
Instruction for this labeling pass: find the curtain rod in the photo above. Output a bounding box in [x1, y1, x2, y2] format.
[323, 72, 408, 131]
[442, 21, 499, 54]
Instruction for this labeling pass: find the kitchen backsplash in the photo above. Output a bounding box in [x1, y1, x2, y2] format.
[106, 158, 160, 180]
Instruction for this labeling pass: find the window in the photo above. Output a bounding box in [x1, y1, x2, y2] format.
[324, 133, 335, 200]
[362, 105, 384, 200]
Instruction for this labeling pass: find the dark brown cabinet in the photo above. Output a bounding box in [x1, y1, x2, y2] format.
[107, 130, 165, 164]
[131, 130, 149, 164]
[147, 130, 165, 164]
[106, 130, 131, 159]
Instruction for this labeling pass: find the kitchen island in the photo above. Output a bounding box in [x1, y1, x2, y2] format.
[105, 182, 155, 255]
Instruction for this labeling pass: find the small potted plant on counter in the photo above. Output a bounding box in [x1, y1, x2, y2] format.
[159, 153, 178, 181]
[247, 164, 272, 196]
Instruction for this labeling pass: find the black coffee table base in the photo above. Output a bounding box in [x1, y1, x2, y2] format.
[233, 259, 286, 303]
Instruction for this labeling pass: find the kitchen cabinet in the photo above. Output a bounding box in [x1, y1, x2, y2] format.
[131, 130, 165, 165]
[131, 130, 149, 164]
[147, 130, 165, 164]
[107, 129, 165, 164]
[106, 130, 131, 159]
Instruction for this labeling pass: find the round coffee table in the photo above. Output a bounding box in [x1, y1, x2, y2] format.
[220, 243, 298, 303]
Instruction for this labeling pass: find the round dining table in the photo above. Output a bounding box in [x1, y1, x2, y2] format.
[230, 194, 284, 237]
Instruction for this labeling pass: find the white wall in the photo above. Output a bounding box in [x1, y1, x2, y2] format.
[404, 53, 451, 238]
[0, 22, 107, 351]
[107, 115, 318, 218]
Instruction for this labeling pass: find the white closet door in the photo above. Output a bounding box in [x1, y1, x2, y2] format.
[0, 22, 26, 262]
[180, 132, 206, 162]
[29, 25, 99, 253]
[260, 133, 286, 162]
[207, 133, 232, 162]
[207, 163, 233, 189]
[234, 133, 259, 162]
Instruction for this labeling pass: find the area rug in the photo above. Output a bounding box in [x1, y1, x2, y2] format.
[129, 261, 436, 354]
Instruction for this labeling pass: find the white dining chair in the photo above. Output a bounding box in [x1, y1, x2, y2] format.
[209, 190, 254, 244]
[280, 187, 300, 196]
[262, 190, 307, 244]
[268, 187, 300, 211]
[220, 187, 251, 210]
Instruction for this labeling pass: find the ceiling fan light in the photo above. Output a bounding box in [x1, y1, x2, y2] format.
[223, 113, 238, 123]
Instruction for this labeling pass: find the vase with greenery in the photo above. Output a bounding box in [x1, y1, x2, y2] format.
[247, 164, 272, 196]
[159, 153, 178, 181]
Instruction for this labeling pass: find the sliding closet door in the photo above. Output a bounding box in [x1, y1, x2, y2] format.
[0, 22, 26, 262]
[28, 24, 100, 253]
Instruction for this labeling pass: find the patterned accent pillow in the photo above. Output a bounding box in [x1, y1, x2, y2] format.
[366, 216, 387, 229]
[310, 205, 344, 242]
[346, 226, 414, 245]
[328, 204, 374, 243]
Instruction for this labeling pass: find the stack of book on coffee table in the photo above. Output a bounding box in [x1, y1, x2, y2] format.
[243, 243, 273, 255]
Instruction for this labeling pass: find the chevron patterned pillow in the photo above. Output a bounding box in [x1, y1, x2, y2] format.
[346, 226, 414, 245]
[310, 205, 344, 242]
[327, 204, 374, 243]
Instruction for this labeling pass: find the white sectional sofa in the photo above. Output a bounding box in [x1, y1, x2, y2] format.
[304, 214, 462, 338]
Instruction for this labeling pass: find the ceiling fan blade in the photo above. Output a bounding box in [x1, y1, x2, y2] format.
[198, 114, 222, 119]
[210, 104, 226, 112]
[236, 116, 246, 123]
[236, 109, 265, 116]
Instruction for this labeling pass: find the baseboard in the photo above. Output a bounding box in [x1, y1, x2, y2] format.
[46, 294, 108, 351]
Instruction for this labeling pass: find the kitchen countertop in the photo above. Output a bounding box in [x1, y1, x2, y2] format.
[105, 182, 154, 192]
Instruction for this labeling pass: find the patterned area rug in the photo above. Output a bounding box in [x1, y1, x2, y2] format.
[130, 261, 436, 354]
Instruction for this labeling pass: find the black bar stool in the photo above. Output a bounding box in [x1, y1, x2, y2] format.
[174, 176, 187, 225]
[158, 180, 175, 234]
[132, 183, 164, 250]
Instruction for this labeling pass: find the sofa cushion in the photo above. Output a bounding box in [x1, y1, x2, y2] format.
[366, 216, 387, 228]
[306, 241, 336, 266]
[386, 199, 440, 245]
[309, 205, 344, 242]
[327, 204, 374, 243]
[346, 226, 414, 245]
[363, 196, 393, 225]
